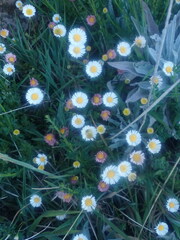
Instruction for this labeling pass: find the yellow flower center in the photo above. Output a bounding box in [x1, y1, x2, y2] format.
[17, 3, 22, 7]
[40, 157, 46, 162]
[76, 97, 83, 104]
[26, 9, 33, 16]
[135, 39, 142, 46]
[34, 197, 40, 203]
[0, 46, 4, 51]
[93, 96, 100, 103]
[152, 77, 159, 84]
[90, 66, 97, 73]
[31, 93, 39, 100]
[132, 153, 141, 163]
[75, 118, 82, 125]
[119, 46, 127, 54]
[9, 57, 15, 62]
[123, 108, 131, 116]
[129, 134, 137, 142]
[63, 194, 72, 200]
[73, 34, 81, 42]
[54, 28, 63, 35]
[7, 67, 13, 73]
[73, 46, 81, 54]
[107, 96, 113, 103]
[158, 225, 164, 231]
[0, 30, 8, 37]
[102, 54, 108, 61]
[169, 202, 175, 208]
[97, 126, 105, 133]
[85, 198, 93, 206]
[108, 52, 113, 58]
[59, 128, 65, 134]
[73, 161, 80, 167]
[38, 165, 44, 170]
[97, 152, 104, 159]
[165, 66, 172, 73]
[120, 165, 127, 172]
[13, 129, 20, 135]
[141, 98, 148, 104]
[147, 127, 154, 134]
[107, 170, 115, 178]
[45, 134, 53, 141]
[89, 17, 95, 23]
[100, 182, 106, 188]
[149, 141, 157, 149]
[55, 17, 59, 21]
[85, 130, 93, 139]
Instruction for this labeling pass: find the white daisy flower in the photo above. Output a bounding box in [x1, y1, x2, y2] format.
[146, 138, 161, 154]
[102, 92, 118, 107]
[85, 61, 102, 78]
[36, 154, 48, 166]
[101, 165, 120, 185]
[117, 42, 131, 56]
[128, 172, 137, 182]
[73, 233, 88, 240]
[71, 92, 88, 108]
[25, 87, 44, 105]
[22, 4, 36, 18]
[130, 151, 145, 166]
[117, 161, 132, 177]
[81, 125, 97, 141]
[134, 36, 146, 48]
[68, 28, 87, 45]
[163, 61, 174, 76]
[56, 214, 66, 221]
[0, 43, 6, 54]
[81, 195, 96, 212]
[71, 114, 85, 128]
[166, 198, 179, 213]
[30, 194, 42, 207]
[97, 124, 106, 134]
[68, 44, 86, 59]
[15, 1, 23, 9]
[155, 222, 168, 236]
[53, 24, 66, 37]
[52, 14, 61, 23]
[3, 63, 15, 76]
[126, 130, 141, 146]
[150, 75, 163, 88]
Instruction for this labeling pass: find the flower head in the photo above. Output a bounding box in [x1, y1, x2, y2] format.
[97, 124, 106, 134]
[146, 138, 161, 154]
[71, 114, 85, 128]
[85, 61, 102, 78]
[101, 165, 120, 185]
[107, 49, 116, 59]
[71, 92, 88, 108]
[73, 161, 81, 168]
[166, 198, 179, 213]
[140, 98, 148, 105]
[68, 28, 87, 45]
[5, 53, 16, 63]
[117, 161, 132, 177]
[53, 24, 66, 37]
[0, 43, 6, 54]
[103, 8, 108, 13]
[26, 87, 44, 105]
[117, 42, 131, 56]
[30, 77, 39, 87]
[102, 54, 108, 61]
[73, 234, 88, 240]
[3, 63, 15, 76]
[81, 125, 97, 141]
[98, 181, 109, 192]
[150, 75, 163, 88]
[123, 108, 131, 116]
[126, 130, 141, 146]
[44, 133, 56, 146]
[147, 127, 154, 134]
[22, 4, 36, 18]
[130, 151, 145, 166]
[30, 194, 42, 207]
[100, 110, 111, 121]
[128, 172, 137, 182]
[134, 36, 146, 48]
[15, 1, 23, 9]
[81, 195, 97, 212]
[36, 154, 48, 166]
[52, 14, 61, 23]
[102, 92, 118, 107]
[13, 129, 20, 136]
[63, 193, 73, 203]
[0, 29, 9, 38]
[163, 61, 174, 76]
[68, 44, 86, 58]
[71, 176, 79, 184]
[91, 94, 102, 106]
[59, 127, 69, 137]
[65, 99, 74, 110]
[95, 151, 107, 163]
[86, 15, 96, 26]
[155, 222, 168, 236]
[48, 22, 56, 29]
